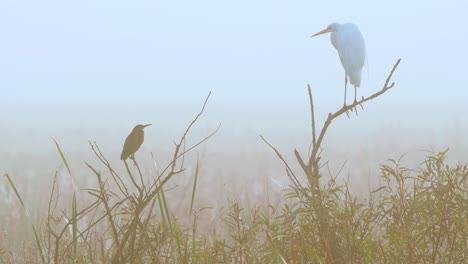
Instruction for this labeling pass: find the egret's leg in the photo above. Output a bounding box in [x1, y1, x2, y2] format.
[353, 86, 363, 113]
[354, 86, 357, 104]
[344, 73, 348, 106]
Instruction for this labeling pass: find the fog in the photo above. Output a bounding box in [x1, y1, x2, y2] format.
[1, 0, 468, 210]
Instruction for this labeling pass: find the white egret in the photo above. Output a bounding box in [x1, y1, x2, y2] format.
[312, 23, 366, 106]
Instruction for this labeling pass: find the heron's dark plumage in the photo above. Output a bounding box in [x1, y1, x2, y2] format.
[120, 124, 151, 160]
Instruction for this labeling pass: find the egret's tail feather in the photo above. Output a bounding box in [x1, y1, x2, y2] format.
[348, 68, 362, 87]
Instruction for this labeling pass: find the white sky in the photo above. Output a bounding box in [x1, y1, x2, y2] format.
[1, 0, 467, 105]
[1, 0, 467, 160]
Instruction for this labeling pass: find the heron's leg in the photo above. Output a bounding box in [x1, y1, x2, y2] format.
[131, 155, 139, 167]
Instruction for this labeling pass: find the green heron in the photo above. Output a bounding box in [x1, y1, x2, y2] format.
[120, 124, 151, 160]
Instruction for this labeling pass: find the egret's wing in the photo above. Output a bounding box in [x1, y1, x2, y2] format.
[335, 24, 366, 86]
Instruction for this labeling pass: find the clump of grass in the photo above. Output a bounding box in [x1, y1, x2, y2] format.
[2, 59, 467, 263]
[377, 150, 468, 263]
[258, 149, 467, 263]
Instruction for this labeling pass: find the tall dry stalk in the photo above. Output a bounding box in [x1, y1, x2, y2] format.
[262, 59, 401, 263]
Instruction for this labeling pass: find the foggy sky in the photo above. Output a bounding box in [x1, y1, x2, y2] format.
[1, 0, 467, 163]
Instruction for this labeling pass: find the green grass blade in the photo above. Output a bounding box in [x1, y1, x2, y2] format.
[173, 219, 183, 261]
[156, 191, 167, 226]
[5, 174, 44, 262]
[190, 157, 200, 214]
[160, 186, 172, 230]
[32, 225, 45, 264]
[52, 138, 71, 176]
[72, 193, 78, 259]
[4, 174, 27, 216]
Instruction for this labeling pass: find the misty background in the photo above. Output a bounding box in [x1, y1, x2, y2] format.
[1, 0, 467, 199]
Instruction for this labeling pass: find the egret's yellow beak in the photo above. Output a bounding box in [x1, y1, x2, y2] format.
[311, 26, 332, 37]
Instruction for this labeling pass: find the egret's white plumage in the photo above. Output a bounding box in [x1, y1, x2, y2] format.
[312, 22, 366, 104]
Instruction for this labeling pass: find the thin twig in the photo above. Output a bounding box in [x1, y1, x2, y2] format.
[260, 135, 302, 190]
[308, 85, 317, 151]
[90, 142, 129, 197]
[158, 123, 221, 180]
[123, 159, 142, 193]
[131, 158, 146, 194]
[85, 162, 121, 249]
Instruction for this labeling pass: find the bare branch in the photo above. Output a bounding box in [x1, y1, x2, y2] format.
[308, 84, 317, 152]
[89, 142, 129, 197]
[309, 58, 401, 168]
[158, 123, 221, 179]
[116, 92, 219, 211]
[168, 91, 212, 175]
[123, 159, 143, 193]
[260, 135, 302, 190]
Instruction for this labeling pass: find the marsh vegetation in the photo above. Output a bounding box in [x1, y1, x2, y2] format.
[1, 60, 467, 263]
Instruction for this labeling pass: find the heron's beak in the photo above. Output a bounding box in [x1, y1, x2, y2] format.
[143, 124, 152, 128]
[311, 26, 331, 37]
